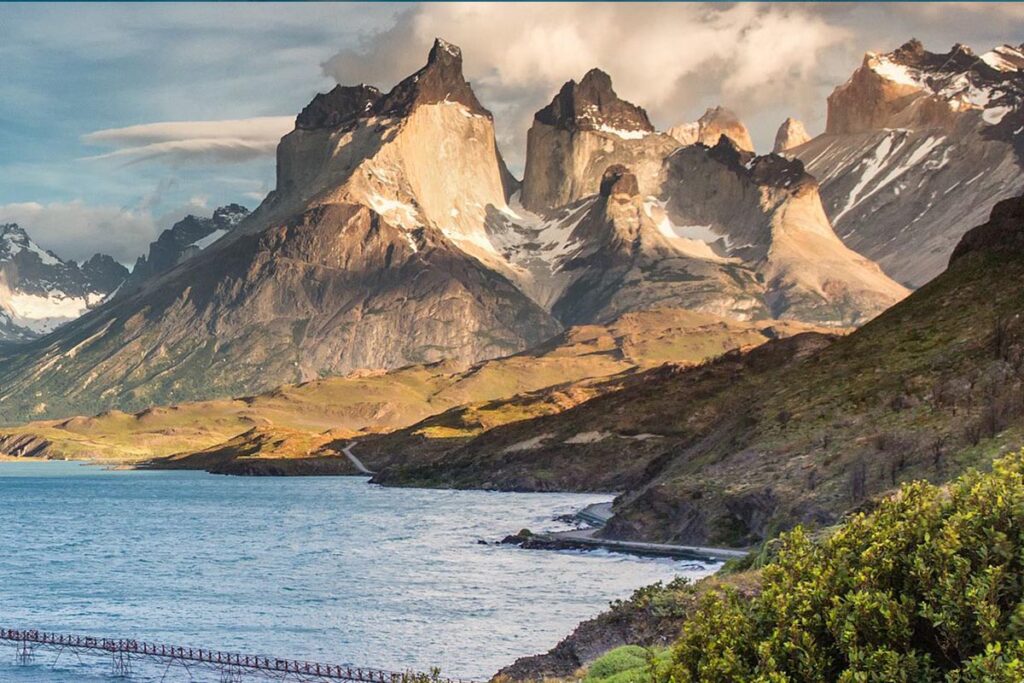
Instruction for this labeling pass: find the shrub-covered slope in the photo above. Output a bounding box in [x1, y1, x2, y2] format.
[663, 451, 1024, 682]
[506, 452, 1024, 682]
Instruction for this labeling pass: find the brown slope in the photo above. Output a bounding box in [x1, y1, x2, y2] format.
[0, 308, 819, 465]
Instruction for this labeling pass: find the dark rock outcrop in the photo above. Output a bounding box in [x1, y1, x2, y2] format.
[119, 204, 249, 296]
[296, 84, 382, 131]
[598, 164, 639, 197]
[950, 195, 1024, 262]
[80, 254, 129, 293]
[375, 38, 490, 118]
[535, 68, 654, 135]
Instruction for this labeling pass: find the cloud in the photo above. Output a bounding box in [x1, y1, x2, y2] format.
[321, 3, 851, 168]
[81, 117, 295, 165]
[0, 198, 209, 264]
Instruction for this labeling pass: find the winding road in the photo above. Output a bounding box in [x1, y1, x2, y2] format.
[342, 443, 374, 475]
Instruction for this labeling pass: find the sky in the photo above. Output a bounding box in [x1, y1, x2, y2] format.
[2, 2, 1024, 264]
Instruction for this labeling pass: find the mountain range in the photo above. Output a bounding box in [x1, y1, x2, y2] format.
[793, 39, 1024, 287]
[0, 37, 1019, 429]
[0, 223, 126, 342]
[0, 39, 922, 421]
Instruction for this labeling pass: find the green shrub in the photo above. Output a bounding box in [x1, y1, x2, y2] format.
[661, 451, 1024, 682]
[586, 646, 651, 682]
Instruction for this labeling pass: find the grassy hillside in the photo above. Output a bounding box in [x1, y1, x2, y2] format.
[372, 197, 1024, 546]
[0, 309, 816, 464]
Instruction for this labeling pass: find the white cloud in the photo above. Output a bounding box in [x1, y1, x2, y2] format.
[321, 3, 850, 166]
[81, 117, 294, 165]
[0, 198, 210, 264]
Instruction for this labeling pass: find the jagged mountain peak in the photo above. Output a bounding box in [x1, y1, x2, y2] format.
[296, 84, 382, 131]
[521, 70, 675, 211]
[829, 38, 1024, 135]
[79, 254, 129, 293]
[211, 203, 250, 227]
[773, 117, 811, 153]
[0, 223, 60, 265]
[982, 44, 1024, 72]
[535, 68, 654, 136]
[0, 223, 27, 238]
[801, 37, 1024, 288]
[374, 37, 490, 119]
[118, 204, 250, 297]
[0, 223, 125, 341]
[668, 106, 754, 152]
[294, 38, 488, 135]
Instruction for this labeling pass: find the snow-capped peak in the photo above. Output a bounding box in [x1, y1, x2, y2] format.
[981, 45, 1024, 73]
[0, 223, 62, 266]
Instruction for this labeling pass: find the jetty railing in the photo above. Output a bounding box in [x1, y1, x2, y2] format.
[0, 627, 475, 682]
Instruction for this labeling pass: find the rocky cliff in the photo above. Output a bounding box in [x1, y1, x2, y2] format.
[661, 139, 908, 325]
[795, 39, 1024, 287]
[519, 69, 679, 212]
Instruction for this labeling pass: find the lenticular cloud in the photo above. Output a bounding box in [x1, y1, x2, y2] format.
[81, 116, 294, 165]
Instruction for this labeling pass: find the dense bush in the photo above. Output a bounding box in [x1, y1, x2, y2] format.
[661, 452, 1024, 682]
[585, 646, 653, 683]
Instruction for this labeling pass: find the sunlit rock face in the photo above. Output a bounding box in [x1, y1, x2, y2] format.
[773, 118, 811, 154]
[668, 106, 755, 152]
[520, 69, 679, 212]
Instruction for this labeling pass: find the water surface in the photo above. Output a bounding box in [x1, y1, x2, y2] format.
[0, 462, 717, 681]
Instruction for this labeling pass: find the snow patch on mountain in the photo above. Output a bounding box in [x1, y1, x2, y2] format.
[595, 124, 650, 140]
[366, 193, 421, 231]
[191, 229, 229, 251]
[6, 291, 95, 334]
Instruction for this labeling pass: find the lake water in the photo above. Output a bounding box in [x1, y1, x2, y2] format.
[0, 462, 717, 681]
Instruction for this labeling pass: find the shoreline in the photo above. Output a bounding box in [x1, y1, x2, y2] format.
[3, 456, 751, 560]
[507, 500, 749, 563]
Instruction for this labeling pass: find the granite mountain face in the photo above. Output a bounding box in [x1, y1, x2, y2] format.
[497, 69, 908, 327]
[793, 39, 1024, 287]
